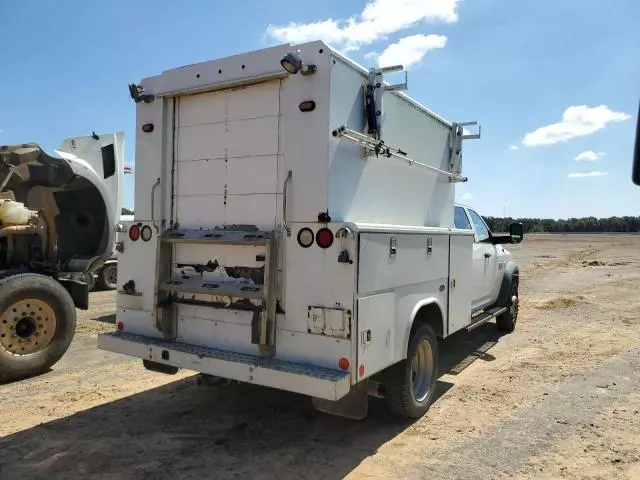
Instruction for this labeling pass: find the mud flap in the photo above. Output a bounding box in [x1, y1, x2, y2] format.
[311, 380, 369, 420]
[59, 278, 89, 310]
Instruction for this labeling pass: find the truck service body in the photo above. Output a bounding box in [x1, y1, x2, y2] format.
[98, 41, 523, 419]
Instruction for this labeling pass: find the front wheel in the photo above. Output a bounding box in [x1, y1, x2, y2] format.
[497, 275, 519, 332]
[0, 274, 77, 383]
[384, 323, 439, 419]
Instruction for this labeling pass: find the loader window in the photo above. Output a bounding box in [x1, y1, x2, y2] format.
[101, 144, 116, 179]
[454, 206, 472, 230]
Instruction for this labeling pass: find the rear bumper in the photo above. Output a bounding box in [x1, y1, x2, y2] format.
[98, 331, 351, 401]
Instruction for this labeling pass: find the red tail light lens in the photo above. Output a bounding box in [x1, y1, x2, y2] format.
[316, 228, 334, 249]
[128, 224, 140, 241]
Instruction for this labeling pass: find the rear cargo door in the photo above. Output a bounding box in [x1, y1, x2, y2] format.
[173, 80, 283, 229]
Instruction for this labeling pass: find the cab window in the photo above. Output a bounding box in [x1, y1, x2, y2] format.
[467, 209, 491, 242]
[454, 206, 472, 230]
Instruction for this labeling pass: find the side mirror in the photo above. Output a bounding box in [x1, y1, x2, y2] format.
[633, 100, 640, 186]
[509, 222, 524, 244]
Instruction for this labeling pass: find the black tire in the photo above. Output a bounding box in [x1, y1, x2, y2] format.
[497, 274, 519, 332]
[96, 264, 117, 290]
[0, 274, 77, 383]
[384, 323, 439, 419]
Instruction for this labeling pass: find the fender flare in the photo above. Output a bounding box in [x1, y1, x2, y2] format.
[495, 261, 519, 307]
[402, 298, 445, 358]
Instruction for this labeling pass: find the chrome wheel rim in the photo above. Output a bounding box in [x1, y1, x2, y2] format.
[510, 279, 519, 318]
[411, 338, 435, 403]
[105, 265, 117, 288]
[0, 298, 57, 355]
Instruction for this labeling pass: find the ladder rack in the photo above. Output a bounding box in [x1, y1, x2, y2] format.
[331, 125, 468, 183]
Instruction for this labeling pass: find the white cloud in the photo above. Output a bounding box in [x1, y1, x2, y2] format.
[460, 192, 473, 202]
[0, 128, 4, 134]
[574, 150, 605, 161]
[567, 171, 608, 178]
[505, 144, 518, 153]
[264, 0, 459, 52]
[376, 34, 447, 68]
[523, 105, 631, 147]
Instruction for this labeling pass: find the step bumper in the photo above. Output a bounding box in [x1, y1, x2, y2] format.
[98, 331, 352, 401]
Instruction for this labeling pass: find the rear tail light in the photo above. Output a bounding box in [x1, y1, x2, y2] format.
[315, 228, 334, 249]
[297, 228, 314, 248]
[128, 224, 140, 241]
[140, 225, 153, 242]
[117, 321, 124, 331]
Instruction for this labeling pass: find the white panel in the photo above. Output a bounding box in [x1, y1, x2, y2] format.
[225, 81, 281, 121]
[177, 123, 228, 160]
[328, 55, 455, 228]
[175, 306, 260, 356]
[281, 222, 357, 336]
[225, 117, 279, 158]
[176, 159, 226, 196]
[116, 224, 161, 313]
[357, 291, 396, 380]
[178, 91, 227, 126]
[175, 195, 225, 228]
[357, 233, 449, 294]
[177, 117, 281, 161]
[226, 155, 278, 194]
[225, 194, 278, 228]
[447, 233, 474, 334]
[276, 329, 352, 371]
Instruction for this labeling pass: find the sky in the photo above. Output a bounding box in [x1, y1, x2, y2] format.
[1, 0, 639, 219]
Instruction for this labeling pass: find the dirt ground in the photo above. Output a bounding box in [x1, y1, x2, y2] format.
[1, 234, 639, 480]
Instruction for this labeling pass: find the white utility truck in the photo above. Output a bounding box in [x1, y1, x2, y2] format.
[0, 132, 124, 382]
[97, 41, 524, 420]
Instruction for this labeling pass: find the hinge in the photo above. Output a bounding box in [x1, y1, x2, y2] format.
[450, 278, 456, 288]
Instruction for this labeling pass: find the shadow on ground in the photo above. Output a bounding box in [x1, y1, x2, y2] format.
[0, 324, 506, 480]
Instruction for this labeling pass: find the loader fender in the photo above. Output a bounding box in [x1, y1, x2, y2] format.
[495, 261, 519, 308]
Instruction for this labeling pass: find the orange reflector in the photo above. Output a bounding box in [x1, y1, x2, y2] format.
[117, 321, 124, 331]
[338, 357, 350, 371]
[359, 364, 365, 377]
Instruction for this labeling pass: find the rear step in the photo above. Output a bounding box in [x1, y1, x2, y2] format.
[156, 226, 279, 354]
[466, 306, 507, 331]
[98, 331, 351, 401]
[159, 277, 263, 299]
[162, 227, 272, 246]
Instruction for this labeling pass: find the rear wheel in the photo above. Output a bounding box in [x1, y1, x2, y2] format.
[497, 274, 519, 332]
[384, 323, 439, 419]
[96, 264, 117, 290]
[0, 274, 76, 383]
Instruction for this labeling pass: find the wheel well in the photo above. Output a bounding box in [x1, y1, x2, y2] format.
[412, 302, 444, 338]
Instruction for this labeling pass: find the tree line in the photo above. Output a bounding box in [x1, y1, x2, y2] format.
[484, 215, 640, 234]
[120, 208, 640, 233]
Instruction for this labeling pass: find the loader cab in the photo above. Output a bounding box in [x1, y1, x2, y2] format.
[54, 132, 125, 272]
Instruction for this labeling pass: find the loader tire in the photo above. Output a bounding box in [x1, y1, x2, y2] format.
[384, 323, 439, 419]
[0, 274, 77, 383]
[497, 274, 519, 333]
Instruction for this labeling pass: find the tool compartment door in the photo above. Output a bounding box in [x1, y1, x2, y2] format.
[173, 80, 283, 229]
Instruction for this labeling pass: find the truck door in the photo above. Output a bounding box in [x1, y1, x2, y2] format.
[466, 207, 499, 310]
[56, 132, 125, 260]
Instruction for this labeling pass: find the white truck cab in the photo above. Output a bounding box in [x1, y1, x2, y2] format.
[97, 42, 523, 420]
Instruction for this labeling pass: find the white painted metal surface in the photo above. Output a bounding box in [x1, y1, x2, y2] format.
[98, 41, 517, 407]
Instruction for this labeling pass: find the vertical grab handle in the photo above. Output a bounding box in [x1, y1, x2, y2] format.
[283, 170, 292, 237]
[151, 177, 160, 233]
